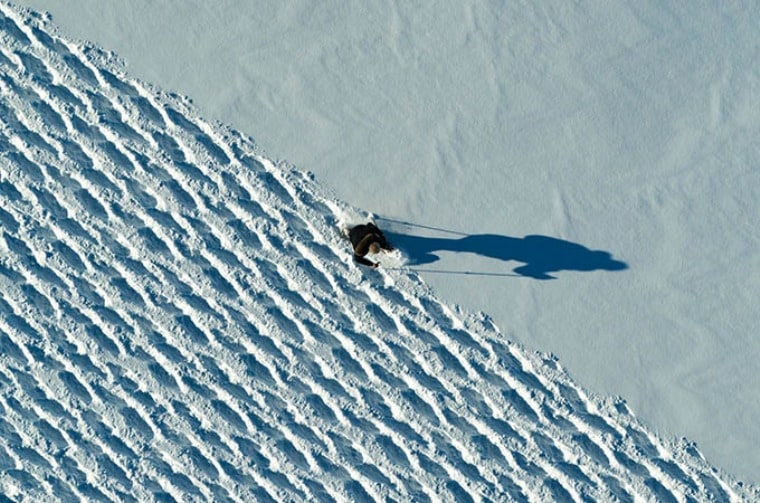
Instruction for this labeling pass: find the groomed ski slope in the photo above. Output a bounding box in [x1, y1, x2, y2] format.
[0, 4, 754, 502]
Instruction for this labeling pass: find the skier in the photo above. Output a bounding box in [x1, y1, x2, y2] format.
[346, 222, 393, 268]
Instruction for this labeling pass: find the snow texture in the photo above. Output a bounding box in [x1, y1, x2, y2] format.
[16, 1, 760, 483]
[0, 3, 756, 502]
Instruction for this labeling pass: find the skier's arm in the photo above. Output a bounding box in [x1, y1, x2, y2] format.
[354, 254, 378, 268]
[353, 232, 381, 267]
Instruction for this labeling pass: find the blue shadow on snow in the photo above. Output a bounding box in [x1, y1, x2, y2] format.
[381, 218, 627, 280]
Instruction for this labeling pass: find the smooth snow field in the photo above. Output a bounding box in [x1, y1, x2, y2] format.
[1, 1, 758, 500]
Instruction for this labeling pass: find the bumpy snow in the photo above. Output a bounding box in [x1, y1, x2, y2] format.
[0, 4, 754, 502]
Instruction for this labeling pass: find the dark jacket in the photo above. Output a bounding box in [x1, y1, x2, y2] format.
[349, 223, 392, 267]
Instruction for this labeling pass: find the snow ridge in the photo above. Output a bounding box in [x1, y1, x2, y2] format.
[0, 4, 753, 502]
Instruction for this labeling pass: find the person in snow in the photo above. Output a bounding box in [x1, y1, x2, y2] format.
[347, 222, 393, 268]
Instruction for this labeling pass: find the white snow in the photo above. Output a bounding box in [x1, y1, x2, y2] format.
[1, 1, 758, 500]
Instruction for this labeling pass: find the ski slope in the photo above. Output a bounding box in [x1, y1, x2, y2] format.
[0, 4, 755, 502]
[17, 1, 760, 482]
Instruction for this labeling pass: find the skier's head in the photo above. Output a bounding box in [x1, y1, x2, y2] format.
[369, 242, 381, 254]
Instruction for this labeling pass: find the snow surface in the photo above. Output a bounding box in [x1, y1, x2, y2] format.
[0, 2, 757, 501]
[16, 0, 760, 484]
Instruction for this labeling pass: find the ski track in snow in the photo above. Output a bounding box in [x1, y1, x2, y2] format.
[0, 4, 754, 502]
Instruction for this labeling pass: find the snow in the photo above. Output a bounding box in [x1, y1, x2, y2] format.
[1, 1, 758, 499]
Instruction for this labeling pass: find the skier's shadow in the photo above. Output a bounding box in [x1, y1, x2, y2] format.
[380, 218, 627, 280]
